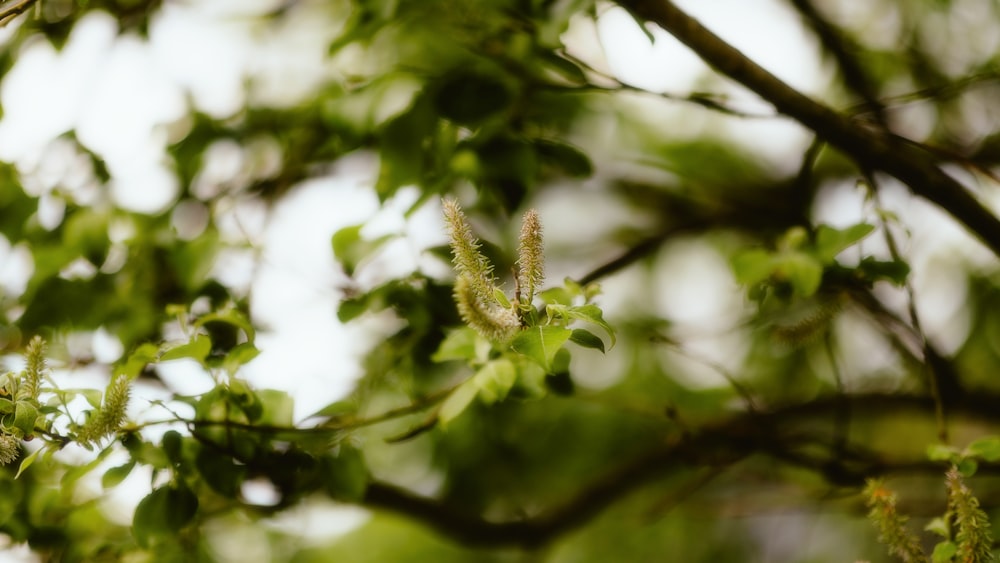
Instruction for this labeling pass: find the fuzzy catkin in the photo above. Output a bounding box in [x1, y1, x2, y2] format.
[517, 209, 544, 304]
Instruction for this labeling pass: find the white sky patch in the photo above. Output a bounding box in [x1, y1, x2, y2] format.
[149, 4, 251, 118]
[243, 161, 381, 420]
[0, 13, 116, 161]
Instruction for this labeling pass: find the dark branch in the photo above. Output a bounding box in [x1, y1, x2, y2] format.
[786, 0, 887, 124]
[358, 392, 1000, 547]
[617, 0, 1000, 258]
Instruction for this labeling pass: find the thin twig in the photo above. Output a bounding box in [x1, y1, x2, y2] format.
[618, 0, 1000, 257]
[0, 0, 38, 26]
[862, 173, 951, 443]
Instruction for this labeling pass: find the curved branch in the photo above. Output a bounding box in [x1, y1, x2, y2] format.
[786, 0, 886, 123]
[0, 0, 36, 26]
[358, 392, 1000, 547]
[617, 0, 1000, 257]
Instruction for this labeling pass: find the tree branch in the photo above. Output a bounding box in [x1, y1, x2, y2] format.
[0, 0, 37, 26]
[785, 0, 887, 124]
[358, 392, 1000, 548]
[617, 0, 1000, 257]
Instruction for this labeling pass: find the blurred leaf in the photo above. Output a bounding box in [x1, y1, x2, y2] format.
[115, 343, 160, 379]
[858, 257, 910, 286]
[814, 223, 875, 263]
[376, 100, 435, 200]
[101, 461, 135, 489]
[195, 447, 245, 498]
[62, 208, 109, 266]
[534, 139, 593, 178]
[432, 327, 480, 363]
[925, 517, 950, 538]
[965, 436, 1000, 461]
[11, 402, 37, 437]
[957, 458, 978, 477]
[473, 359, 516, 404]
[195, 309, 255, 345]
[224, 342, 261, 374]
[132, 483, 199, 548]
[569, 328, 605, 353]
[927, 443, 959, 462]
[160, 334, 211, 363]
[438, 379, 479, 427]
[774, 252, 823, 297]
[308, 400, 356, 421]
[931, 540, 957, 562]
[338, 296, 371, 322]
[332, 225, 397, 277]
[257, 389, 295, 427]
[433, 70, 512, 125]
[731, 249, 774, 286]
[14, 446, 42, 479]
[324, 445, 368, 502]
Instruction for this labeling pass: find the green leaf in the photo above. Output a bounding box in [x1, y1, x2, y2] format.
[931, 540, 958, 563]
[224, 342, 261, 374]
[551, 304, 616, 348]
[731, 249, 774, 286]
[14, 446, 42, 479]
[534, 139, 593, 178]
[957, 458, 978, 477]
[473, 359, 517, 404]
[545, 371, 574, 396]
[160, 334, 212, 363]
[814, 223, 875, 263]
[965, 436, 1000, 461]
[493, 287, 512, 309]
[337, 296, 370, 322]
[195, 447, 245, 498]
[307, 400, 356, 421]
[774, 252, 823, 297]
[433, 70, 512, 125]
[115, 343, 160, 378]
[438, 379, 479, 428]
[81, 389, 103, 410]
[102, 461, 136, 489]
[927, 443, 959, 462]
[132, 483, 199, 548]
[61, 446, 114, 488]
[432, 327, 480, 363]
[323, 444, 368, 502]
[161, 430, 183, 465]
[537, 287, 573, 306]
[858, 257, 910, 286]
[509, 357, 547, 400]
[512, 326, 573, 372]
[11, 401, 37, 437]
[257, 389, 295, 427]
[925, 517, 950, 538]
[331, 225, 397, 277]
[569, 328, 605, 353]
[194, 309, 255, 345]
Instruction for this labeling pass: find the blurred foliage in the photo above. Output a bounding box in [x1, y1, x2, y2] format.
[0, 0, 999, 561]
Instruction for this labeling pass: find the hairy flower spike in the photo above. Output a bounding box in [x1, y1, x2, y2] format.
[17, 336, 46, 403]
[946, 467, 994, 563]
[76, 374, 131, 446]
[517, 209, 544, 304]
[0, 433, 19, 465]
[863, 479, 925, 563]
[442, 198, 496, 303]
[454, 275, 519, 342]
